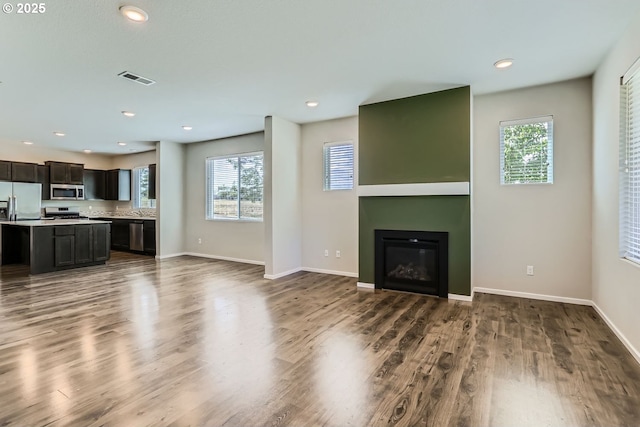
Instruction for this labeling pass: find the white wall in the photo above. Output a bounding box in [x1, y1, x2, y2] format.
[592, 11, 640, 358]
[473, 78, 592, 299]
[157, 141, 185, 257]
[264, 116, 302, 278]
[301, 117, 358, 276]
[183, 132, 265, 263]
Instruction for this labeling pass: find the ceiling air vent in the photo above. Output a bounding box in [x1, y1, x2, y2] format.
[118, 71, 156, 86]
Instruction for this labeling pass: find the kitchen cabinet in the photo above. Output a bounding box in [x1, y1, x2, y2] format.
[37, 165, 50, 199]
[84, 169, 106, 200]
[53, 226, 76, 267]
[74, 225, 94, 264]
[110, 219, 130, 250]
[45, 161, 84, 185]
[22, 223, 111, 274]
[143, 220, 156, 255]
[93, 223, 110, 261]
[106, 169, 131, 201]
[0, 161, 11, 181]
[148, 163, 156, 200]
[11, 162, 38, 183]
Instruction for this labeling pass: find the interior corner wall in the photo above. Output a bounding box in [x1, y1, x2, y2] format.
[592, 10, 640, 356]
[264, 116, 302, 277]
[473, 78, 593, 299]
[301, 117, 358, 276]
[157, 140, 186, 257]
[358, 87, 471, 295]
[183, 132, 265, 263]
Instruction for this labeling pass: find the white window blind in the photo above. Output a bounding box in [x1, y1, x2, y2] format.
[620, 59, 640, 264]
[323, 141, 354, 190]
[500, 116, 554, 185]
[206, 152, 263, 221]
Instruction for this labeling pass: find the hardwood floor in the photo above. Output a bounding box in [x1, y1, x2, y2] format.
[0, 252, 639, 426]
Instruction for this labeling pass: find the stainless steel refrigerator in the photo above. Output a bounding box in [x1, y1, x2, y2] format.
[0, 181, 42, 220]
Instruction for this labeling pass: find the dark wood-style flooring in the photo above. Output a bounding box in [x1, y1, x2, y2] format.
[0, 251, 639, 426]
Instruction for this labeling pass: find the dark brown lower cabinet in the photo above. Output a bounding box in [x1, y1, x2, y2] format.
[143, 220, 156, 255]
[28, 224, 110, 274]
[74, 225, 94, 264]
[94, 224, 110, 261]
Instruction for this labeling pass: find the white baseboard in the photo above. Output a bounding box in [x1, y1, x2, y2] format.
[473, 287, 592, 306]
[302, 267, 358, 278]
[183, 252, 265, 266]
[592, 302, 640, 365]
[357, 282, 375, 289]
[448, 293, 473, 302]
[264, 267, 302, 280]
[155, 252, 188, 260]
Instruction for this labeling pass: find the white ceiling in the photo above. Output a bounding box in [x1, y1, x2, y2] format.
[1, 0, 639, 155]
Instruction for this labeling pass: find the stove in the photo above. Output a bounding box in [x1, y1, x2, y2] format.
[43, 206, 88, 220]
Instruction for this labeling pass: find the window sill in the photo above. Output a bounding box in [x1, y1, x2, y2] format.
[206, 218, 263, 223]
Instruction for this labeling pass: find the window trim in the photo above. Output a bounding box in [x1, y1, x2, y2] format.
[205, 151, 264, 222]
[132, 165, 156, 209]
[323, 140, 354, 191]
[499, 115, 554, 185]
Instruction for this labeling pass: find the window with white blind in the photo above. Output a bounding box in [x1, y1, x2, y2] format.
[133, 166, 155, 209]
[323, 141, 354, 190]
[620, 59, 640, 265]
[500, 116, 554, 185]
[206, 152, 263, 221]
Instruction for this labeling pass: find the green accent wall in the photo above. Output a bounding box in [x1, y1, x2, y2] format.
[359, 196, 470, 295]
[359, 86, 470, 185]
[358, 86, 472, 295]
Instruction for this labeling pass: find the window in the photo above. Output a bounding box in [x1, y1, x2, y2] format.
[620, 59, 640, 264]
[500, 116, 554, 184]
[323, 141, 354, 190]
[206, 152, 263, 220]
[133, 166, 155, 209]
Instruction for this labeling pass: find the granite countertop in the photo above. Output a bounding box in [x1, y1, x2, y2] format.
[89, 215, 156, 221]
[0, 219, 112, 227]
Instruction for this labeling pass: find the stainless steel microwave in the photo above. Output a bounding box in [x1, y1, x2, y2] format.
[50, 184, 84, 200]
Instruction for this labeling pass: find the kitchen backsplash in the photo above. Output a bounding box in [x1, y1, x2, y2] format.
[81, 208, 157, 217]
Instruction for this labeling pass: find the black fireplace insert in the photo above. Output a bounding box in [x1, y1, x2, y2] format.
[374, 229, 448, 298]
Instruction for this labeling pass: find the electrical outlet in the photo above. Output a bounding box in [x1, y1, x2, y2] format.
[526, 265, 534, 276]
[198, 238, 202, 244]
[336, 250, 341, 258]
[324, 249, 329, 257]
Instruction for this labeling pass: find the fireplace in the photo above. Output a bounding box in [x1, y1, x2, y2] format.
[374, 229, 448, 297]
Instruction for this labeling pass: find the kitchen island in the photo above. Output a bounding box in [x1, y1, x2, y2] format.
[0, 219, 111, 274]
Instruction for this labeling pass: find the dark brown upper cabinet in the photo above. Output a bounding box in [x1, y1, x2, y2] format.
[45, 161, 84, 185]
[148, 163, 156, 200]
[11, 162, 38, 183]
[106, 169, 131, 201]
[0, 161, 12, 181]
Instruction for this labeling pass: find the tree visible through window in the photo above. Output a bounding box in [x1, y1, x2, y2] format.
[500, 116, 554, 184]
[206, 153, 263, 220]
[133, 166, 155, 209]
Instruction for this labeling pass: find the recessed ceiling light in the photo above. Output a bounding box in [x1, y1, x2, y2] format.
[53, 132, 65, 137]
[119, 5, 148, 22]
[182, 125, 193, 131]
[494, 58, 514, 69]
[306, 101, 319, 108]
[83, 149, 92, 153]
[22, 141, 33, 145]
[122, 111, 136, 117]
[118, 142, 127, 146]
